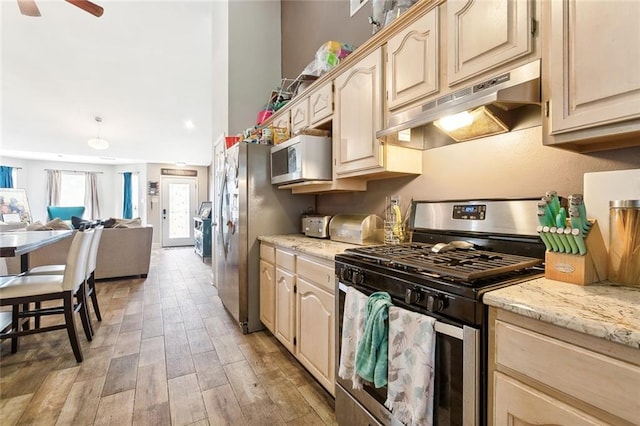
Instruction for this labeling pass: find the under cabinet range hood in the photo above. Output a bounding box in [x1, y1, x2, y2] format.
[378, 60, 542, 149]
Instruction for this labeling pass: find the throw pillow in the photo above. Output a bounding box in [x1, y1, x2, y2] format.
[26, 221, 50, 231]
[112, 217, 142, 228]
[46, 218, 72, 230]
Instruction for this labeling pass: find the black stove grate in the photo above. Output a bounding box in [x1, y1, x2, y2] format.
[344, 243, 543, 281]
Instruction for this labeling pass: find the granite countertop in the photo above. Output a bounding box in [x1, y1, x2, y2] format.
[484, 277, 640, 349]
[258, 234, 359, 260]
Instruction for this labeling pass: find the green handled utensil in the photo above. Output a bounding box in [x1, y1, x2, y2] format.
[564, 227, 579, 254]
[543, 226, 560, 252]
[556, 227, 573, 253]
[537, 225, 553, 251]
[572, 228, 587, 255]
[549, 226, 565, 253]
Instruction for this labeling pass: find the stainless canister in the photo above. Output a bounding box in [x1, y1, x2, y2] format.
[609, 200, 640, 285]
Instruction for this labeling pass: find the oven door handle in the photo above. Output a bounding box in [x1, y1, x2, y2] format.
[339, 282, 464, 340]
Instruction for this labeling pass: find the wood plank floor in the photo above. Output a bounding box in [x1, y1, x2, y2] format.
[0, 247, 337, 425]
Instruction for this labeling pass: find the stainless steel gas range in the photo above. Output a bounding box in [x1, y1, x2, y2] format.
[335, 198, 546, 426]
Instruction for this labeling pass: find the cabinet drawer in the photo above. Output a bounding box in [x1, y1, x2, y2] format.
[495, 320, 640, 424]
[297, 255, 334, 294]
[276, 248, 296, 271]
[260, 243, 275, 263]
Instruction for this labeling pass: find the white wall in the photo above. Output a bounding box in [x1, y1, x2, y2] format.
[2, 156, 119, 223]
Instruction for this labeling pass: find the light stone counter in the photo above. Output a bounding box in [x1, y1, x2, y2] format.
[484, 277, 640, 349]
[258, 234, 359, 261]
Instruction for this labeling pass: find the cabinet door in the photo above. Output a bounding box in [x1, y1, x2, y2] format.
[291, 98, 310, 134]
[259, 259, 275, 333]
[547, 0, 640, 135]
[334, 48, 383, 177]
[296, 277, 335, 396]
[447, 0, 533, 86]
[310, 81, 333, 126]
[493, 373, 604, 426]
[387, 7, 439, 110]
[272, 110, 291, 135]
[275, 267, 296, 352]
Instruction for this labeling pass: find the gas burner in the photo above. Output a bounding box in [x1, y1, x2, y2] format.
[343, 244, 542, 282]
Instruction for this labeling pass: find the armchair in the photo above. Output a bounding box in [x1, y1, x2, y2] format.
[47, 206, 85, 224]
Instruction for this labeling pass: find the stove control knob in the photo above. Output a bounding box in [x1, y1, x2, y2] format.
[339, 267, 352, 282]
[426, 294, 445, 312]
[351, 270, 364, 285]
[405, 288, 422, 304]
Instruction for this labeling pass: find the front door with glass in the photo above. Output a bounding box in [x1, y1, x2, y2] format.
[161, 177, 197, 247]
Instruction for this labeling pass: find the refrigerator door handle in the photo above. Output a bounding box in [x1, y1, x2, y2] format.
[219, 171, 229, 259]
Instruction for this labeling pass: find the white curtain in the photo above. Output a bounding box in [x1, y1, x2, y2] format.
[46, 169, 62, 206]
[84, 172, 101, 220]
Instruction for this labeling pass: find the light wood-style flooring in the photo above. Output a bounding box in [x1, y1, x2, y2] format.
[0, 247, 337, 425]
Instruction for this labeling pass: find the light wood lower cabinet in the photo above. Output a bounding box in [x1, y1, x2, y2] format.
[274, 248, 296, 353]
[259, 243, 336, 396]
[296, 254, 335, 396]
[259, 243, 276, 333]
[489, 308, 640, 425]
[259, 259, 275, 332]
[494, 373, 605, 426]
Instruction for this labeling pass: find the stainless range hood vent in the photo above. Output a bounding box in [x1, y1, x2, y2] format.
[378, 59, 541, 149]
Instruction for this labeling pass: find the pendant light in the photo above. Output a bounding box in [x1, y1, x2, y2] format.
[87, 117, 110, 150]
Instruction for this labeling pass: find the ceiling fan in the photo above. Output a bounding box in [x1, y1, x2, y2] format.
[17, 0, 104, 17]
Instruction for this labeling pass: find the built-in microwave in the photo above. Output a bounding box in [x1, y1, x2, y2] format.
[270, 135, 332, 185]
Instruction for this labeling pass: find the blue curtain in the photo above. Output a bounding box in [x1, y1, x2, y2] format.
[0, 166, 14, 188]
[123, 172, 133, 219]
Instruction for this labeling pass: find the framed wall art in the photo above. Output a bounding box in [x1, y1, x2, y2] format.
[0, 188, 32, 223]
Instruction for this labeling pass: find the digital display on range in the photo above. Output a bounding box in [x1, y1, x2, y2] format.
[452, 204, 486, 220]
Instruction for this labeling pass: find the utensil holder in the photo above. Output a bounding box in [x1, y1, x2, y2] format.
[544, 220, 608, 285]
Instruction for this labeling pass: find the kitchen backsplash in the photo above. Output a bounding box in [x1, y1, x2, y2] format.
[317, 127, 640, 218]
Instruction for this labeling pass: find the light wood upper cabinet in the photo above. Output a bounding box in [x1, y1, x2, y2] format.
[334, 48, 384, 177]
[310, 81, 333, 126]
[543, 0, 640, 151]
[290, 98, 310, 135]
[447, 0, 534, 86]
[272, 109, 290, 134]
[386, 7, 439, 110]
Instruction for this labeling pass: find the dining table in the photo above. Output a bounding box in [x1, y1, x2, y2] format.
[0, 229, 74, 272]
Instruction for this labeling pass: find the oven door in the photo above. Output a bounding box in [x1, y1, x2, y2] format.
[336, 281, 480, 426]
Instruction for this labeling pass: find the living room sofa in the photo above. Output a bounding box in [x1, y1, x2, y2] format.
[6, 226, 153, 280]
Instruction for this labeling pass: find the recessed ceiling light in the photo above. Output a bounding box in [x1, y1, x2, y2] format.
[184, 120, 195, 129]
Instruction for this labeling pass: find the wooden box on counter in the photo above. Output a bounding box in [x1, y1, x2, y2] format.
[544, 220, 608, 286]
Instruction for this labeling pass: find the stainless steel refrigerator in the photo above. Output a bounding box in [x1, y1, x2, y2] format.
[214, 142, 314, 333]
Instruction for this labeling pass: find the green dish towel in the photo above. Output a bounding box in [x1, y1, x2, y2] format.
[355, 291, 392, 388]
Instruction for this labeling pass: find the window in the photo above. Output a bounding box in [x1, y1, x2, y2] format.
[59, 173, 85, 206]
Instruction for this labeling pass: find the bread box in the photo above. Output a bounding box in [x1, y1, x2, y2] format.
[329, 214, 383, 245]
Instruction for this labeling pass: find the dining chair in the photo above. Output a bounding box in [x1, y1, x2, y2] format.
[0, 228, 94, 362]
[27, 225, 105, 327]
